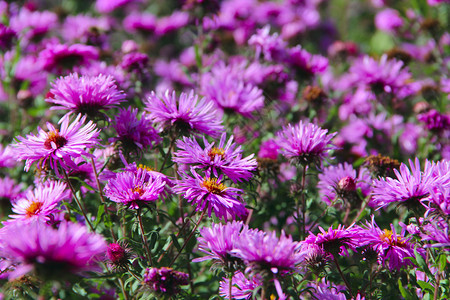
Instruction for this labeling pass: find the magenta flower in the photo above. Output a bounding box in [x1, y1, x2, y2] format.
[317, 163, 372, 205]
[10, 8, 57, 43]
[123, 12, 156, 34]
[285, 45, 328, 78]
[155, 11, 190, 36]
[372, 158, 440, 210]
[172, 133, 257, 183]
[302, 225, 361, 257]
[201, 63, 265, 118]
[95, 0, 139, 13]
[375, 8, 404, 33]
[40, 43, 99, 73]
[143, 267, 189, 296]
[174, 170, 246, 220]
[104, 168, 166, 209]
[277, 121, 337, 166]
[0, 176, 25, 205]
[257, 139, 280, 160]
[417, 109, 450, 133]
[219, 271, 262, 300]
[14, 114, 101, 173]
[0, 24, 16, 50]
[145, 90, 224, 137]
[9, 181, 69, 221]
[421, 219, 450, 248]
[357, 217, 423, 271]
[248, 25, 287, 62]
[47, 73, 125, 119]
[0, 220, 107, 280]
[110, 107, 161, 153]
[193, 221, 254, 270]
[0, 145, 17, 168]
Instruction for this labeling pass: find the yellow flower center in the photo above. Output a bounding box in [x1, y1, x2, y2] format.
[137, 164, 153, 172]
[380, 229, 405, 247]
[202, 177, 226, 194]
[208, 147, 225, 160]
[132, 186, 145, 196]
[26, 201, 43, 217]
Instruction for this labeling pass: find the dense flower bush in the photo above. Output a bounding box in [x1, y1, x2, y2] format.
[0, 0, 449, 299]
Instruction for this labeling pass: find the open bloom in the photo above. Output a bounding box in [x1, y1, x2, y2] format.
[175, 170, 246, 220]
[277, 121, 336, 166]
[372, 158, 440, 210]
[0, 220, 107, 280]
[40, 43, 99, 73]
[219, 271, 262, 300]
[14, 114, 100, 173]
[172, 133, 257, 183]
[145, 90, 224, 137]
[9, 181, 69, 221]
[46, 73, 125, 119]
[357, 216, 423, 271]
[104, 168, 166, 209]
[193, 221, 254, 270]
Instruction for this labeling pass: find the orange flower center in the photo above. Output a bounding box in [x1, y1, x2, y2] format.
[380, 229, 405, 247]
[137, 164, 154, 172]
[208, 147, 225, 160]
[26, 201, 43, 217]
[44, 130, 68, 150]
[132, 186, 145, 196]
[202, 177, 226, 194]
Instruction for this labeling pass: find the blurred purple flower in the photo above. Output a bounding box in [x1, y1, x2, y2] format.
[40, 43, 99, 73]
[219, 271, 262, 300]
[258, 139, 280, 160]
[123, 12, 156, 34]
[0, 24, 16, 50]
[375, 8, 403, 33]
[417, 109, 450, 133]
[143, 267, 189, 296]
[0, 145, 17, 168]
[248, 25, 287, 61]
[9, 8, 57, 43]
[285, 45, 328, 78]
[0, 220, 106, 280]
[155, 11, 190, 36]
[95, 0, 140, 13]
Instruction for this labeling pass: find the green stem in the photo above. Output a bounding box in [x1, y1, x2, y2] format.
[229, 272, 233, 300]
[137, 210, 153, 266]
[333, 256, 353, 298]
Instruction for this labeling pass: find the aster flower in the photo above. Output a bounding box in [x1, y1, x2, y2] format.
[232, 230, 303, 299]
[193, 221, 253, 271]
[248, 25, 287, 62]
[317, 163, 372, 205]
[0, 177, 25, 216]
[110, 107, 161, 154]
[9, 181, 69, 221]
[40, 43, 99, 73]
[174, 170, 246, 220]
[0, 24, 16, 51]
[14, 114, 100, 173]
[421, 219, 450, 248]
[417, 109, 450, 134]
[0, 145, 17, 168]
[357, 216, 423, 271]
[285, 45, 328, 79]
[372, 158, 440, 211]
[219, 271, 262, 300]
[95, 0, 139, 13]
[106, 242, 133, 270]
[123, 12, 156, 34]
[104, 168, 166, 209]
[120, 52, 149, 73]
[375, 8, 404, 34]
[299, 243, 331, 274]
[258, 139, 280, 160]
[46, 73, 126, 119]
[143, 267, 189, 296]
[155, 11, 190, 36]
[0, 220, 107, 280]
[277, 121, 337, 167]
[61, 15, 110, 45]
[302, 225, 361, 257]
[200, 63, 265, 118]
[172, 133, 257, 183]
[145, 90, 224, 138]
[9, 8, 57, 43]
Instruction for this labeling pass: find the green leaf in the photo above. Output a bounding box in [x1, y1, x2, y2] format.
[73, 283, 87, 296]
[93, 204, 105, 227]
[398, 279, 416, 300]
[439, 253, 447, 272]
[171, 234, 181, 251]
[414, 249, 434, 281]
[417, 280, 434, 292]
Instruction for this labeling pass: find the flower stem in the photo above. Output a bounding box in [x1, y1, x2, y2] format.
[169, 208, 207, 267]
[159, 134, 177, 172]
[62, 169, 95, 232]
[137, 210, 153, 266]
[229, 272, 233, 300]
[118, 277, 129, 300]
[91, 158, 117, 241]
[333, 256, 353, 298]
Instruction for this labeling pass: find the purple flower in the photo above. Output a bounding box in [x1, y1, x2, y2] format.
[285, 45, 328, 78]
[120, 52, 149, 72]
[357, 217, 423, 271]
[0, 24, 16, 50]
[11, 55, 47, 98]
[14, 114, 101, 173]
[104, 168, 166, 209]
[9, 8, 57, 43]
[349, 55, 412, 94]
[95, 0, 139, 13]
[145, 90, 224, 137]
[172, 133, 257, 183]
[277, 121, 337, 166]
[248, 25, 287, 61]
[302, 225, 361, 257]
[317, 163, 372, 205]
[219, 271, 262, 300]
[258, 139, 280, 160]
[123, 12, 156, 34]
[46, 73, 125, 119]
[372, 158, 440, 210]
[40, 43, 99, 73]
[155, 11, 190, 36]
[106, 242, 133, 270]
[175, 170, 246, 220]
[0, 220, 107, 280]
[143, 267, 189, 296]
[0, 176, 25, 207]
[417, 109, 450, 133]
[9, 181, 69, 221]
[201, 63, 265, 118]
[110, 107, 161, 154]
[61, 15, 110, 45]
[375, 8, 403, 33]
[193, 221, 253, 270]
[0, 145, 17, 168]
[421, 219, 450, 248]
